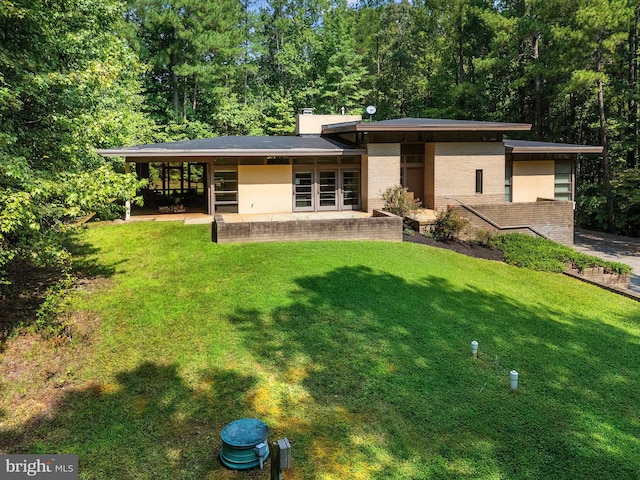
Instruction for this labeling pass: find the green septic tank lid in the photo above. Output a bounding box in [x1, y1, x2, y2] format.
[220, 418, 268, 448]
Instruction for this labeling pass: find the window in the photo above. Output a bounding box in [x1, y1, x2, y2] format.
[554, 162, 573, 200]
[505, 164, 512, 202]
[316, 156, 338, 165]
[401, 144, 425, 164]
[213, 170, 238, 213]
[475, 169, 483, 194]
[266, 157, 290, 165]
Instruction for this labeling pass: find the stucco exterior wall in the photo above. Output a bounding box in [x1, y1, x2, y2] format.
[238, 165, 292, 214]
[296, 114, 362, 135]
[433, 142, 505, 210]
[364, 143, 401, 212]
[512, 160, 555, 202]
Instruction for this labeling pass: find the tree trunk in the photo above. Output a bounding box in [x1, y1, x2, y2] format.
[532, 33, 542, 140]
[183, 87, 187, 122]
[242, 0, 249, 104]
[596, 48, 616, 232]
[457, 18, 464, 85]
[172, 70, 179, 120]
[193, 78, 198, 111]
[171, 47, 180, 120]
[628, 5, 639, 167]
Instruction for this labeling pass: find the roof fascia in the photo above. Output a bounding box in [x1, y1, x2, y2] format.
[322, 121, 532, 135]
[506, 145, 603, 154]
[96, 147, 367, 158]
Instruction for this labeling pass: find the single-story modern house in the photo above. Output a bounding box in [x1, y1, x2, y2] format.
[98, 111, 602, 245]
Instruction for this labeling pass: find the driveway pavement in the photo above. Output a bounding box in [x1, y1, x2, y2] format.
[573, 228, 640, 293]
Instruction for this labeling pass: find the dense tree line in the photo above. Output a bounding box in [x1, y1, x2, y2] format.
[2, 0, 640, 289]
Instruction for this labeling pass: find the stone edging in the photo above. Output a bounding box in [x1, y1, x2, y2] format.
[563, 269, 640, 302]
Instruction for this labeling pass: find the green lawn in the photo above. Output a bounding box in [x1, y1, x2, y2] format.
[2, 221, 640, 479]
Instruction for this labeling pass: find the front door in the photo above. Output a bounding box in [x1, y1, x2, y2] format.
[405, 166, 424, 204]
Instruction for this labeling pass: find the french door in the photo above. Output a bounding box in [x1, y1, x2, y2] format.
[293, 171, 314, 211]
[293, 169, 360, 212]
[317, 171, 338, 210]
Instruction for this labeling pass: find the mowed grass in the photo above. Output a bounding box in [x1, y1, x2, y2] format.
[3, 221, 640, 479]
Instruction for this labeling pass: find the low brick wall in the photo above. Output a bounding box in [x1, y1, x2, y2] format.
[212, 210, 402, 244]
[452, 200, 574, 245]
[565, 267, 631, 289]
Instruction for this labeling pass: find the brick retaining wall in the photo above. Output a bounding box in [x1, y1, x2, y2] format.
[452, 200, 574, 245]
[212, 210, 402, 244]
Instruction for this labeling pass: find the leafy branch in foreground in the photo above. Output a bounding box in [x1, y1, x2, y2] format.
[0, 0, 151, 292]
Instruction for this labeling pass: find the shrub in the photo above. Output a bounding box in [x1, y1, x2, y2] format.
[381, 185, 422, 219]
[36, 274, 76, 337]
[473, 228, 497, 247]
[491, 233, 632, 274]
[432, 206, 469, 242]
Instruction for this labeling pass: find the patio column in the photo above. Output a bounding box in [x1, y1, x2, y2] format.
[125, 160, 131, 220]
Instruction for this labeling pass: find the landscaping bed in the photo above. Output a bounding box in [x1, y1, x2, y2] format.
[403, 232, 504, 262]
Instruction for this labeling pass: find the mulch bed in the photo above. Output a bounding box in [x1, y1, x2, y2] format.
[403, 233, 505, 262]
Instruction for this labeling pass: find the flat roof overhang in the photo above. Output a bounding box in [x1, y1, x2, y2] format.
[322, 117, 532, 135]
[97, 135, 366, 158]
[505, 139, 603, 154]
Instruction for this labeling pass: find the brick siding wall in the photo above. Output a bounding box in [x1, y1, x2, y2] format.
[433, 142, 506, 210]
[452, 200, 574, 245]
[213, 210, 402, 244]
[364, 144, 400, 212]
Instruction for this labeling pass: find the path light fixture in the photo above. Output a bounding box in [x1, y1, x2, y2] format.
[471, 340, 479, 359]
[510, 370, 519, 390]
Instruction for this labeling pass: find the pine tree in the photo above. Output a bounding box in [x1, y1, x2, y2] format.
[128, 0, 246, 130]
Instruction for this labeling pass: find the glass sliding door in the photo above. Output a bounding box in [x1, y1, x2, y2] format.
[293, 171, 314, 211]
[317, 170, 337, 210]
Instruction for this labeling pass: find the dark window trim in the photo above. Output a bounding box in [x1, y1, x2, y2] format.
[475, 169, 483, 194]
